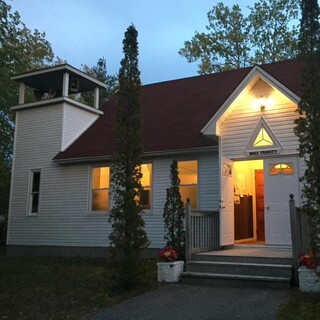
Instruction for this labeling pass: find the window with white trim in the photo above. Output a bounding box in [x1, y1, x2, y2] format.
[91, 167, 110, 211]
[28, 170, 41, 215]
[178, 160, 198, 208]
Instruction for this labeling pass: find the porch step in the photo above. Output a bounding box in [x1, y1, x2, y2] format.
[186, 260, 292, 278]
[192, 253, 292, 265]
[181, 247, 293, 288]
[181, 271, 291, 289]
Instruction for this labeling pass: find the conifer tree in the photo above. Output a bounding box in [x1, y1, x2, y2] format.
[294, 0, 320, 251]
[108, 25, 149, 290]
[163, 160, 185, 259]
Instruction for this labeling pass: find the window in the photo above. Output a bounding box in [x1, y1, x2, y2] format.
[92, 167, 110, 211]
[253, 128, 274, 147]
[138, 164, 152, 209]
[245, 117, 282, 154]
[269, 163, 294, 175]
[28, 170, 41, 215]
[178, 160, 198, 208]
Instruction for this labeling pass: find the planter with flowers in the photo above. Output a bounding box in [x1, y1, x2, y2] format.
[298, 252, 320, 292]
[157, 246, 184, 283]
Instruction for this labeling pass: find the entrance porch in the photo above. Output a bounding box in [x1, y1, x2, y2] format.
[182, 245, 293, 288]
[183, 202, 294, 287]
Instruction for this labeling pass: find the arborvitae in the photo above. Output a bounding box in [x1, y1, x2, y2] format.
[294, 0, 320, 251]
[163, 160, 185, 259]
[108, 25, 149, 290]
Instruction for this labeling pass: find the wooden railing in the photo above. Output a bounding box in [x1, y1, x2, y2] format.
[185, 199, 220, 261]
[289, 194, 311, 286]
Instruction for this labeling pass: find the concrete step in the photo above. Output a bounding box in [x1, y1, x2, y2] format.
[192, 253, 292, 265]
[181, 271, 291, 289]
[186, 260, 292, 278]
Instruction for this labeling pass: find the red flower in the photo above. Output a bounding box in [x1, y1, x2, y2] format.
[299, 253, 318, 269]
[159, 246, 178, 262]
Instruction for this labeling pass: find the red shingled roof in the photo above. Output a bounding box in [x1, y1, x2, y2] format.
[54, 59, 302, 161]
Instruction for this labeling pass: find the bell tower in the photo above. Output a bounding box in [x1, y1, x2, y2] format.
[7, 65, 107, 247]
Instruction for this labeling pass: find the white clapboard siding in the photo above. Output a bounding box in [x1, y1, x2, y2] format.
[221, 80, 299, 159]
[199, 153, 219, 211]
[62, 104, 98, 151]
[8, 105, 219, 251]
[7, 99, 219, 248]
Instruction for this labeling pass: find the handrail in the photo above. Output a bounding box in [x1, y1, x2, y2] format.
[185, 199, 220, 261]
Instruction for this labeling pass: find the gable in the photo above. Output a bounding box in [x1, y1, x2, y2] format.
[201, 65, 301, 138]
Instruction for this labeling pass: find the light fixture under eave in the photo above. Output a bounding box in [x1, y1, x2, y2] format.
[258, 96, 266, 111]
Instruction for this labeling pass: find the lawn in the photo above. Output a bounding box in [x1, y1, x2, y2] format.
[0, 247, 157, 320]
[277, 290, 320, 320]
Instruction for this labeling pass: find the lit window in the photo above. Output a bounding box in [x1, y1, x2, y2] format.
[253, 128, 274, 147]
[92, 167, 110, 211]
[178, 160, 198, 208]
[269, 163, 294, 175]
[28, 170, 41, 215]
[138, 164, 152, 209]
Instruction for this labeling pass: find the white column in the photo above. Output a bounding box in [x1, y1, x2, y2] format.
[62, 72, 69, 97]
[18, 82, 25, 104]
[94, 87, 99, 109]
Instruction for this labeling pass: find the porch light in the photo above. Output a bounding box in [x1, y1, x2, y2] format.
[258, 96, 266, 111]
[252, 95, 274, 112]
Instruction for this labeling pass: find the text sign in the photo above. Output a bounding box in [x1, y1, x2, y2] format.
[248, 149, 279, 156]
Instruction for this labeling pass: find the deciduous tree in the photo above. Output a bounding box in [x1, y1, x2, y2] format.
[81, 57, 118, 106]
[179, 0, 299, 74]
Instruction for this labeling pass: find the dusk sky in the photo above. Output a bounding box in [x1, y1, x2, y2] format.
[10, 1, 274, 84]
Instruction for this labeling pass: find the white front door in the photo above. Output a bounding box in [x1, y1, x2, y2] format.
[264, 156, 300, 245]
[220, 158, 234, 246]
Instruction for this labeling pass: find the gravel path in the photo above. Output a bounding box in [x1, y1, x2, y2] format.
[86, 284, 289, 320]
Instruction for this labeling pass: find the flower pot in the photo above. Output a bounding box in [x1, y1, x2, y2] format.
[298, 266, 320, 292]
[157, 260, 184, 283]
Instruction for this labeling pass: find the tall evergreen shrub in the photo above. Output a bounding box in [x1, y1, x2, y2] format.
[163, 160, 185, 259]
[294, 0, 320, 251]
[108, 25, 149, 290]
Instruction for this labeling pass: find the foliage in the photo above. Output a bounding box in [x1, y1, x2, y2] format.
[277, 291, 320, 320]
[159, 246, 178, 262]
[0, 161, 10, 244]
[163, 160, 185, 259]
[179, 0, 299, 74]
[81, 57, 118, 107]
[0, 0, 54, 242]
[294, 0, 320, 252]
[108, 25, 149, 290]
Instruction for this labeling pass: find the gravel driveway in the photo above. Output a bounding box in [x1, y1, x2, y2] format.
[86, 284, 289, 320]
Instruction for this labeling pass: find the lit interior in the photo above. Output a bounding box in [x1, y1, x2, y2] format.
[269, 163, 294, 175]
[141, 164, 152, 187]
[178, 161, 198, 184]
[92, 167, 110, 189]
[92, 167, 110, 211]
[234, 160, 263, 196]
[178, 160, 198, 208]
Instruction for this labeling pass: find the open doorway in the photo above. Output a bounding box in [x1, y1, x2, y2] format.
[233, 160, 264, 244]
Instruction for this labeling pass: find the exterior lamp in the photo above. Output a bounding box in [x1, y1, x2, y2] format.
[258, 96, 266, 111]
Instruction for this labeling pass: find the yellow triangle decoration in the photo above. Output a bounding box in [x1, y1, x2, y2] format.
[253, 128, 274, 147]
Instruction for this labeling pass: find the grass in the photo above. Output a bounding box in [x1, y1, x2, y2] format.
[277, 289, 320, 320]
[0, 247, 158, 320]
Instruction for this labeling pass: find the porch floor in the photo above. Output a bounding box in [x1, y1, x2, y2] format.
[195, 244, 292, 259]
